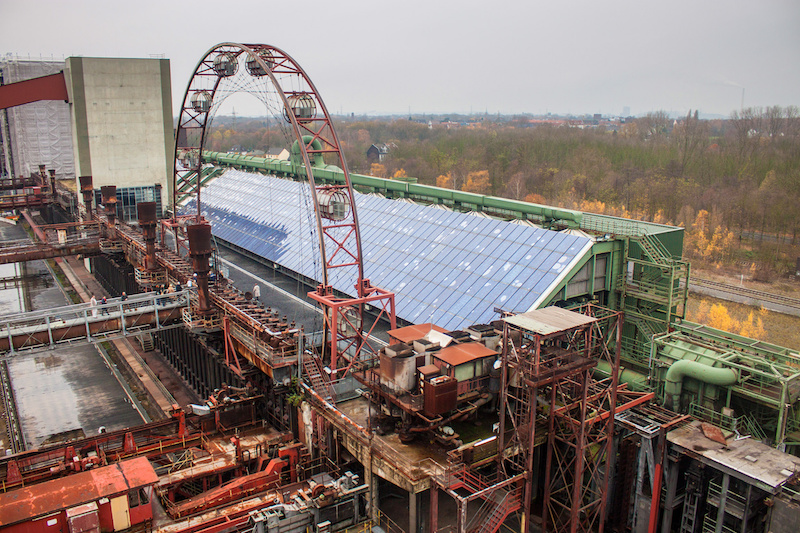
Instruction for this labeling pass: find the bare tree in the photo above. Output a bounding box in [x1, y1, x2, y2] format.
[503, 172, 528, 200]
[673, 110, 709, 174]
[637, 111, 671, 142]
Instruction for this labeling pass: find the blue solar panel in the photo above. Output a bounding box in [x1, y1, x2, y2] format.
[185, 169, 593, 331]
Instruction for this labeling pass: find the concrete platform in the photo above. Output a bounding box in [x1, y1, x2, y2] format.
[8, 343, 146, 448]
[0, 224, 155, 449]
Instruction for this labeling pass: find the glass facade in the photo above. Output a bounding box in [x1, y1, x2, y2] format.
[95, 186, 163, 222]
[186, 169, 593, 331]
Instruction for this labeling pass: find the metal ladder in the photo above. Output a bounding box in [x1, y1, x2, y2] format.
[679, 470, 703, 533]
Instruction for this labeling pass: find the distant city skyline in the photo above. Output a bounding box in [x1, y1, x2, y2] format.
[2, 0, 798, 119]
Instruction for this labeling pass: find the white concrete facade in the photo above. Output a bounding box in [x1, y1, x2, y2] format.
[65, 57, 173, 212]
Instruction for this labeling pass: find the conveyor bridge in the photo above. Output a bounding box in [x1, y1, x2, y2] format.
[0, 290, 188, 356]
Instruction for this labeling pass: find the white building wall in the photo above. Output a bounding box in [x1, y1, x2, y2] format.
[65, 57, 173, 211]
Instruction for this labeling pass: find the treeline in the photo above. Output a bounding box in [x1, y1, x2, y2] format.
[206, 107, 800, 277]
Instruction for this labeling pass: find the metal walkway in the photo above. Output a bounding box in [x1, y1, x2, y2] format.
[0, 290, 189, 356]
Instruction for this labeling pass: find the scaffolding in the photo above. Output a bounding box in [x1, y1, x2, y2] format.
[0, 58, 74, 180]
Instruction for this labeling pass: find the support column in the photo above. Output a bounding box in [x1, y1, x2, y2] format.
[458, 497, 467, 533]
[430, 487, 439, 533]
[661, 455, 680, 533]
[364, 446, 379, 520]
[714, 473, 730, 533]
[409, 489, 417, 533]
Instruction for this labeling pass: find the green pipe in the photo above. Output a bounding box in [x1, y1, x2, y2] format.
[594, 360, 649, 391]
[664, 360, 737, 412]
[202, 151, 583, 227]
[291, 136, 325, 168]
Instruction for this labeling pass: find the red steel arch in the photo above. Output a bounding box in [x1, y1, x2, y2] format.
[173, 43, 395, 375]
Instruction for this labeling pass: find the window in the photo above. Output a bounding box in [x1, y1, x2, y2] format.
[454, 362, 475, 382]
[129, 488, 150, 507]
[94, 186, 163, 223]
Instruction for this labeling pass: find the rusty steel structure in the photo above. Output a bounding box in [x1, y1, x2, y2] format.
[0, 396, 263, 491]
[498, 305, 654, 533]
[0, 164, 54, 210]
[0, 71, 69, 110]
[0, 392, 371, 533]
[0, 290, 186, 354]
[173, 43, 395, 378]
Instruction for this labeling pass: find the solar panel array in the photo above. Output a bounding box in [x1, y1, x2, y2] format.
[188, 169, 593, 331]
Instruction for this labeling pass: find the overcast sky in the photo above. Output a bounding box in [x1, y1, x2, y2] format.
[2, 0, 799, 118]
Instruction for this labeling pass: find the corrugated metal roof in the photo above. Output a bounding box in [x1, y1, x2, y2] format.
[433, 342, 497, 367]
[189, 170, 593, 331]
[668, 421, 800, 492]
[503, 307, 597, 335]
[0, 457, 158, 526]
[389, 323, 448, 343]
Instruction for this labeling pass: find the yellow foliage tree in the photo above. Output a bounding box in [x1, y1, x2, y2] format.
[436, 173, 453, 189]
[739, 310, 766, 340]
[693, 301, 768, 340]
[393, 168, 408, 179]
[462, 170, 491, 194]
[356, 129, 371, 144]
[693, 209, 710, 234]
[706, 303, 744, 333]
[370, 163, 386, 178]
[578, 199, 607, 214]
[525, 193, 546, 204]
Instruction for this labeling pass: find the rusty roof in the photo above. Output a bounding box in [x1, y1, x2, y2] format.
[433, 342, 496, 367]
[0, 456, 158, 526]
[668, 421, 800, 493]
[503, 307, 597, 336]
[388, 323, 448, 344]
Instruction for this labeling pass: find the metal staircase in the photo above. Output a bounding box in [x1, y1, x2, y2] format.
[467, 486, 522, 533]
[440, 467, 523, 533]
[620, 232, 690, 363]
[301, 352, 336, 402]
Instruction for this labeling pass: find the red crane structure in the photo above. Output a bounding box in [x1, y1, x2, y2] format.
[172, 43, 396, 379]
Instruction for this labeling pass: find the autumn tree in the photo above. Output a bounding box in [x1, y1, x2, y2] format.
[370, 163, 387, 178]
[462, 170, 491, 194]
[693, 301, 766, 341]
[393, 168, 408, 179]
[636, 111, 671, 142]
[436, 173, 453, 189]
[525, 193, 546, 204]
[739, 308, 766, 340]
[672, 109, 709, 174]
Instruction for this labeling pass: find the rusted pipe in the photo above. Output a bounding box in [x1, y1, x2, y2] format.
[137, 201, 158, 271]
[100, 185, 117, 230]
[79, 175, 94, 220]
[21, 210, 47, 243]
[187, 222, 213, 314]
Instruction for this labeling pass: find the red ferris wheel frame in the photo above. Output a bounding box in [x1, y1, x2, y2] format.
[172, 43, 395, 375]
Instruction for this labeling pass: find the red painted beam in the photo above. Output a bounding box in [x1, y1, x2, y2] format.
[21, 209, 47, 242]
[0, 72, 69, 110]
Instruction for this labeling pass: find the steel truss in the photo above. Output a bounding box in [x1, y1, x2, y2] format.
[498, 304, 653, 533]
